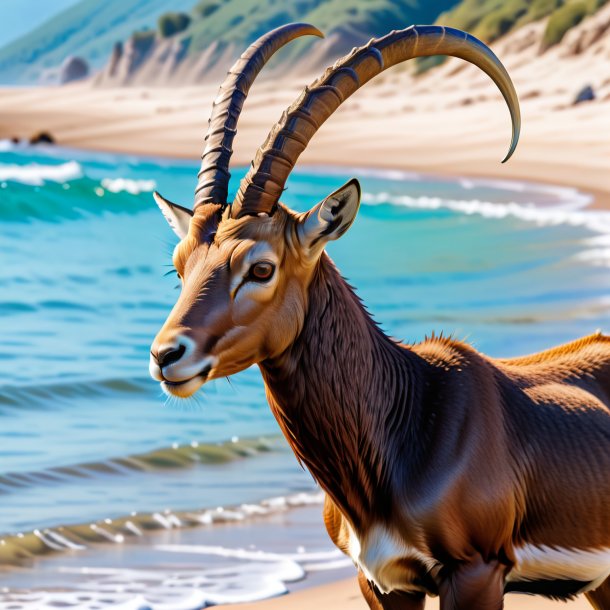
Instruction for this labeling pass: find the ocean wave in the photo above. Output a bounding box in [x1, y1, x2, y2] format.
[0, 436, 280, 496]
[0, 489, 350, 609]
[0, 376, 152, 408]
[0, 489, 325, 566]
[0, 530, 349, 609]
[0, 172, 154, 222]
[0, 161, 83, 185]
[299, 165, 593, 208]
[0, 139, 19, 152]
[100, 177, 156, 194]
[361, 191, 610, 234]
[457, 177, 592, 207]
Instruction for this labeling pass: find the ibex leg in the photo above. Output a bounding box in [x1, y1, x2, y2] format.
[357, 571, 426, 610]
[586, 576, 610, 610]
[439, 556, 505, 610]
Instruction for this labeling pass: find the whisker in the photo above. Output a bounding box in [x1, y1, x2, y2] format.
[154, 236, 178, 257]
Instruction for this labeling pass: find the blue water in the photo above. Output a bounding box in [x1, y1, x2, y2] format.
[1, 143, 610, 540]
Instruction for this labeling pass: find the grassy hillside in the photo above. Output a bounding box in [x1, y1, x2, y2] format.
[436, 0, 607, 45]
[0, 0, 461, 84]
[183, 0, 454, 52]
[165, 0, 460, 75]
[3, 0, 605, 85]
[0, 0, 194, 84]
[412, 0, 608, 72]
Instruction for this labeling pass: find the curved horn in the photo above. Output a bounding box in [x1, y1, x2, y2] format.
[232, 25, 521, 218]
[194, 22, 323, 209]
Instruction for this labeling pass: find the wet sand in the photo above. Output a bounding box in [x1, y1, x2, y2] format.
[216, 578, 594, 609]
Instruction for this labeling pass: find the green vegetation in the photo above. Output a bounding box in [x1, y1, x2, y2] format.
[183, 0, 458, 62]
[158, 12, 192, 37]
[416, 0, 608, 72]
[436, 0, 607, 43]
[193, 1, 222, 18]
[541, 0, 596, 49]
[4, 0, 456, 83]
[131, 29, 156, 50]
[0, 0, 607, 84]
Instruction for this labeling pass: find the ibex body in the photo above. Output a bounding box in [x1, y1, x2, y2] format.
[148, 23, 610, 609]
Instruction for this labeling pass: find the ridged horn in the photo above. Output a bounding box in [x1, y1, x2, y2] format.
[231, 25, 521, 218]
[194, 22, 323, 209]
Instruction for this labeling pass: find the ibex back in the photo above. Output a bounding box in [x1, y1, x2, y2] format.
[148, 23, 610, 609]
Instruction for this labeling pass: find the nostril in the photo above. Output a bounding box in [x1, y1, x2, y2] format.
[157, 344, 186, 368]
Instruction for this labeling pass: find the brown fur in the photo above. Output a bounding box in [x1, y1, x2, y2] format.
[259, 250, 610, 606]
[152, 201, 610, 608]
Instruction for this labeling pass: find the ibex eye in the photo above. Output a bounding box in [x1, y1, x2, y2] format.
[249, 262, 275, 282]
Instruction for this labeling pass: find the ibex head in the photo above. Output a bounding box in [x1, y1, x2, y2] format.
[149, 23, 520, 398]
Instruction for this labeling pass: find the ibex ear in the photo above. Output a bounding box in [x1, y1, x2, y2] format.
[298, 179, 361, 254]
[153, 191, 193, 240]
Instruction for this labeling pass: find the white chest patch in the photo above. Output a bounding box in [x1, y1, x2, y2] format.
[508, 545, 610, 591]
[347, 523, 437, 594]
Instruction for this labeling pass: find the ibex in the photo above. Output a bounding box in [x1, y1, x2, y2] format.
[149, 23, 610, 609]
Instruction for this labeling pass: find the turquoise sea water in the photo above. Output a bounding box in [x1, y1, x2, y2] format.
[1, 143, 609, 607]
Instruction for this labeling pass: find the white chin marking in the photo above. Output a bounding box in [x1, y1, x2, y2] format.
[508, 544, 610, 591]
[161, 376, 205, 398]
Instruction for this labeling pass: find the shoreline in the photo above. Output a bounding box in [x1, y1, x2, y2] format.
[3, 138, 608, 213]
[9, 134, 610, 213]
[1, 80, 608, 211]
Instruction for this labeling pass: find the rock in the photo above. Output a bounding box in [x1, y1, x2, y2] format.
[106, 42, 123, 78]
[573, 85, 596, 105]
[29, 131, 55, 145]
[59, 56, 89, 84]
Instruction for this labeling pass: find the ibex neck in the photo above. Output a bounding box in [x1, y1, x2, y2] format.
[259, 254, 416, 526]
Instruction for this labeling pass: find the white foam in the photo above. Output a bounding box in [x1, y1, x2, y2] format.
[0, 542, 347, 609]
[574, 248, 610, 267]
[100, 178, 156, 194]
[361, 191, 610, 234]
[299, 166, 592, 211]
[0, 491, 334, 609]
[458, 176, 592, 208]
[0, 139, 21, 152]
[0, 161, 82, 185]
[156, 543, 344, 564]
